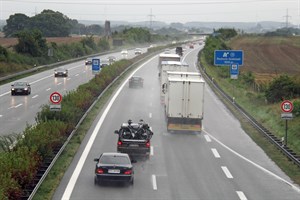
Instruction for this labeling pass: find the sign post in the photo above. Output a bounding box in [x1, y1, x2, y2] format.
[280, 100, 293, 146]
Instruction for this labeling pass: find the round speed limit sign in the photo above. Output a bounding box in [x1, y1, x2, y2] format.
[281, 100, 293, 113]
[50, 92, 62, 104]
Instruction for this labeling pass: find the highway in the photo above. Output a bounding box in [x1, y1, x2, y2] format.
[53, 45, 300, 200]
[0, 49, 142, 136]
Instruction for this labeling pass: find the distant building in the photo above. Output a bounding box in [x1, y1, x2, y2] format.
[104, 21, 112, 38]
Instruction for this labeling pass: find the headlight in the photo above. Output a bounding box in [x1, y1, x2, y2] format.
[24, 88, 28, 90]
[63, 71, 66, 73]
[11, 88, 15, 90]
[55, 72, 58, 74]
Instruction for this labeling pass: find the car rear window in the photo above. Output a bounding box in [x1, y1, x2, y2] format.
[100, 155, 130, 164]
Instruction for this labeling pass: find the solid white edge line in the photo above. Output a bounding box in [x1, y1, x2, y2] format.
[221, 166, 233, 179]
[203, 130, 300, 193]
[152, 174, 158, 190]
[61, 56, 157, 200]
[236, 191, 248, 200]
[0, 115, 3, 117]
[204, 135, 212, 142]
[211, 148, 221, 158]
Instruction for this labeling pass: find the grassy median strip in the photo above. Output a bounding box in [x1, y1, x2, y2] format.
[32, 61, 139, 200]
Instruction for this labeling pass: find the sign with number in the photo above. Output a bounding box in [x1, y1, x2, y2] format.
[214, 50, 244, 66]
[50, 92, 62, 104]
[281, 100, 293, 113]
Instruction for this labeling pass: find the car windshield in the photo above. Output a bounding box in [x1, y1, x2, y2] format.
[100, 155, 130, 165]
[14, 82, 26, 86]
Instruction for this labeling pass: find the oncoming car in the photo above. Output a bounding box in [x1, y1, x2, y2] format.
[85, 57, 93, 65]
[54, 68, 68, 77]
[121, 49, 128, 55]
[94, 152, 135, 185]
[134, 48, 142, 55]
[129, 76, 143, 88]
[11, 81, 31, 95]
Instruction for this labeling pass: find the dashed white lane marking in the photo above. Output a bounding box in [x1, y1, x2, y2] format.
[204, 135, 212, 142]
[9, 103, 23, 109]
[46, 88, 51, 91]
[67, 78, 71, 80]
[236, 191, 248, 200]
[150, 146, 154, 156]
[0, 115, 3, 117]
[203, 130, 300, 193]
[211, 148, 221, 158]
[32, 95, 38, 99]
[152, 174, 158, 190]
[57, 82, 62, 86]
[149, 113, 152, 118]
[75, 74, 79, 76]
[221, 166, 233, 179]
[61, 55, 157, 200]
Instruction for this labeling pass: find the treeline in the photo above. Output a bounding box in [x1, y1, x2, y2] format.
[201, 28, 300, 113]
[3, 10, 103, 37]
[264, 27, 300, 37]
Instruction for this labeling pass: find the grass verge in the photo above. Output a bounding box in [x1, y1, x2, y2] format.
[199, 56, 300, 186]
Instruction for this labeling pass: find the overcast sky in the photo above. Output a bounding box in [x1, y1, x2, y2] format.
[1, 0, 299, 25]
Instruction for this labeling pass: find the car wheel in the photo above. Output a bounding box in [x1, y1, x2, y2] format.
[94, 177, 98, 185]
[11, 92, 14, 96]
[131, 177, 134, 185]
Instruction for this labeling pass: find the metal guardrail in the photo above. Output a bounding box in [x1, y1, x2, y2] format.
[198, 62, 300, 168]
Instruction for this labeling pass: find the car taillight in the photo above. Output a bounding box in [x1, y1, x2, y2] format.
[146, 142, 150, 148]
[96, 168, 104, 174]
[124, 170, 132, 175]
[118, 141, 122, 146]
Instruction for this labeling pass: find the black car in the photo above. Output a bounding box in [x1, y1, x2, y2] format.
[11, 81, 31, 95]
[129, 76, 143, 88]
[175, 46, 183, 56]
[54, 68, 68, 77]
[94, 153, 135, 185]
[85, 57, 93, 65]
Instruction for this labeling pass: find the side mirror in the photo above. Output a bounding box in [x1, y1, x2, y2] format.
[131, 159, 137, 163]
[114, 130, 119, 134]
[94, 158, 99, 162]
[11, 84, 14, 86]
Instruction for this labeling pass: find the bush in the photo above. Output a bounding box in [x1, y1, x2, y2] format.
[265, 75, 296, 103]
[293, 100, 300, 117]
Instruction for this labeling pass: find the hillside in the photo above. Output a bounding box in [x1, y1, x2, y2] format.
[229, 36, 300, 84]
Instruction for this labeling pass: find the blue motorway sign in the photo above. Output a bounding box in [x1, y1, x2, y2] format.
[214, 50, 243, 66]
[92, 58, 100, 73]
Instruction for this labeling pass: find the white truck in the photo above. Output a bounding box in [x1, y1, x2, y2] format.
[160, 61, 189, 103]
[158, 53, 181, 76]
[164, 73, 205, 132]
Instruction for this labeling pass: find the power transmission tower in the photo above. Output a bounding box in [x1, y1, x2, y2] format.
[283, 9, 291, 28]
[148, 9, 155, 30]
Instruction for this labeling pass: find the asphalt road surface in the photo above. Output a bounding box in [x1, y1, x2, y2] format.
[0, 48, 145, 136]
[53, 45, 300, 200]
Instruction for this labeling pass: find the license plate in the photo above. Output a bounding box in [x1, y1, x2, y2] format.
[108, 169, 120, 174]
[130, 144, 139, 147]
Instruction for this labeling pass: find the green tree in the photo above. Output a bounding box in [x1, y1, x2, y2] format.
[265, 75, 296, 103]
[15, 29, 48, 57]
[30, 10, 73, 37]
[3, 13, 30, 37]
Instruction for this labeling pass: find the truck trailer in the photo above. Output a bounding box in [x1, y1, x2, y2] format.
[165, 73, 205, 132]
